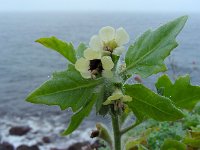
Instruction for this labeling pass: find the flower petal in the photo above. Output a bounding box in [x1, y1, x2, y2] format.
[101, 56, 114, 70]
[89, 35, 103, 51]
[113, 88, 123, 95]
[103, 92, 124, 105]
[115, 27, 129, 46]
[102, 70, 113, 78]
[102, 50, 111, 56]
[84, 48, 101, 60]
[123, 95, 132, 102]
[99, 26, 115, 42]
[103, 98, 113, 105]
[109, 94, 123, 101]
[113, 46, 125, 56]
[80, 71, 91, 79]
[103, 93, 122, 105]
[75, 57, 89, 72]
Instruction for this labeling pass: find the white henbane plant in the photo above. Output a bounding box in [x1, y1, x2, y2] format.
[26, 16, 200, 150]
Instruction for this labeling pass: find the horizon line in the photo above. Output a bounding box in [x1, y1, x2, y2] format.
[0, 10, 199, 14]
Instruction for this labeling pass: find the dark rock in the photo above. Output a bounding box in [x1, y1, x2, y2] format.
[9, 126, 31, 136]
[50, 141, 106, 150]
[42, 136, 51, 143]
[50, 148, 67, 150]
[91, 140, 106, 149]
[0, 142, 14, 150]
[16, 145, 39, 150]
[36, 142, 43, 146]
[67, 142, 90, 150]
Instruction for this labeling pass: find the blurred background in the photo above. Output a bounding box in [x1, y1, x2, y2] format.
[0, 0, 200, 149]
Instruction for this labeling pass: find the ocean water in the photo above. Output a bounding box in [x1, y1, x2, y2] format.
[0, 12, 200, 148]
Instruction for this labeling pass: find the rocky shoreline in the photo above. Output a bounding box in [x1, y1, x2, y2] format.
[0, 140, 105, 150]
[0, 113, 108, 150]
[0, 122, 105, 150]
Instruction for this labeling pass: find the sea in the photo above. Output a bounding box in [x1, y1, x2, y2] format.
[0, 12, 200, 149]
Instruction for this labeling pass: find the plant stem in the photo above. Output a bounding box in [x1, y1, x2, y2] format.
[111, 114, 121, 150]
[121, 121, 140, 135]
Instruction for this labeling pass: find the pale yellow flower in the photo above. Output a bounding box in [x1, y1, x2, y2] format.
[75, 57, 91, 79]
[75, 56, 114, 79]
[84, 48, 101, 60]
[103, 88, 132, 105]
[101, 56, 114, 78]
[74, 26, 129, 79]
[89, 26, 130, 56]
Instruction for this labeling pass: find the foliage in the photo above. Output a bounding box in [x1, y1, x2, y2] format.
[147, 122, 185, 149]
[36, 37, 76, 63]
[124, 16, 187, 78]
[161, 139, 187, 150]
[123, 104, 200, 150]
[156, 75, 200, 110]
[26, 15, 200, 149]
[125, 84, 184, 122]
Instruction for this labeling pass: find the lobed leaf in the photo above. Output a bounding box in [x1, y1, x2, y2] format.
[125, 16, 188, 78]
[125, 84, 184, 121]
[155, 74, 200, 110]
[36, 36, 76, 63]
[62, 94, 97, 135]
[76, 42, 87, 59]
[26, 65, 103, 112]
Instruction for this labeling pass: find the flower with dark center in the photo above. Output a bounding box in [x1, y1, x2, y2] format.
[75, 56, 114, 79]
[88, 26, 130, 56]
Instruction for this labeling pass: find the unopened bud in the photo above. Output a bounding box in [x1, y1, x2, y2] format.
[134, 75, 142, 83]
[90, 130, 99, 138]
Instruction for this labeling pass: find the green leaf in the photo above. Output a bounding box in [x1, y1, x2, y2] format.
[125, 139, 142, 150]
[95, 85, 105, 113]
[130, 105, 146, 123]
[125, 138, 147, 150]
[183, 137, 200, 148]
[26, 65, 103, 112]
[125, 84, 184, 121]
[62, 94, 97, 135]
[183, 130, 200, 147]
[125, 16, 188, 78]
[155, 74, 200, 110]
[161, 139, 187, 150]
[98, 105, 109, 116]
[36, 36, 76, 63]
[96, 80, 114, 115]
[76, 42, 87, 59]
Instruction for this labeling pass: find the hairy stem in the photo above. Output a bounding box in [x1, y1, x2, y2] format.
[111, 114, 121, 150]
[121, 121, 140, 135]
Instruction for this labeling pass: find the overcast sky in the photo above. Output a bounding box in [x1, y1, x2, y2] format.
[0, 0, 200, 13]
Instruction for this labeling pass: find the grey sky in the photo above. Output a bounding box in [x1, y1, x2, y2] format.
[0, 0, 200, 12]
